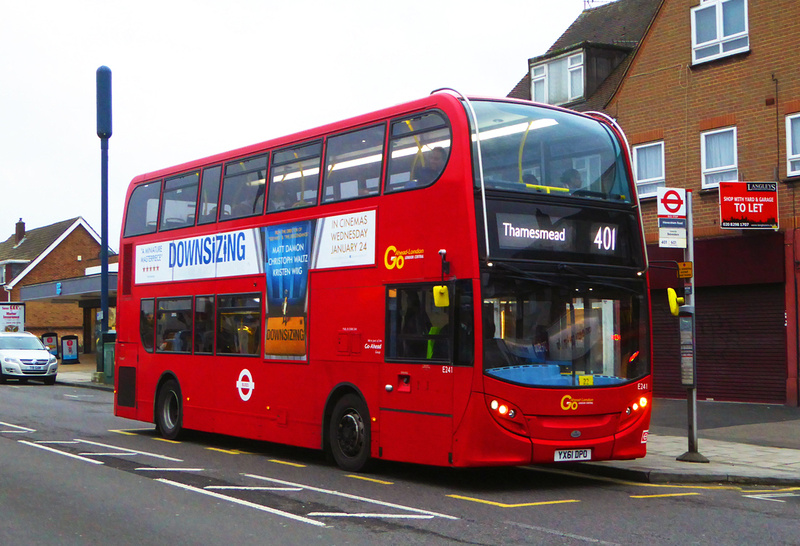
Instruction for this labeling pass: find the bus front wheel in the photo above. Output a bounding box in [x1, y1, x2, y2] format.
[329, 393, 370, 472]
[155, 379, 183, 440]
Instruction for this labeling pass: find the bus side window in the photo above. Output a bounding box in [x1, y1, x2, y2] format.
[453, 280, 474, 366]
[322, 124, 385, 203]
[124, 181, 161, 237]
[197, 166, 222, 225]
[155, 297, 193, 354]
[140, 299, 155, 353]
[159, 171, 199, 231]
[216, 294, 261, 356]
[194, 295, 214, 354]
[268, 142, 321, 212]
[386, 285, 450, 361]
[220, 154, 268, 220]
[386, 111, 451, 193]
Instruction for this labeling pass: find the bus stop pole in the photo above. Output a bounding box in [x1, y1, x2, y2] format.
[96, 66, 112, 378]
[677, 191, 709, 463]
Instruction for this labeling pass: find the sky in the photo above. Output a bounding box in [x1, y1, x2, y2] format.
[0, 0, 585, 252]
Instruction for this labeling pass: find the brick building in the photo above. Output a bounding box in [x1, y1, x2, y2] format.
[0, 217, 117, 353]
[510, 0, 799, 405]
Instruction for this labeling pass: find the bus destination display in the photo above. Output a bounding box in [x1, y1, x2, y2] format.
[496, 212, 623, 258]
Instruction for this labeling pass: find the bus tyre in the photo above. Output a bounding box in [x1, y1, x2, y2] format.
[155, 379, 183, 440]
[329, 394, 370, 472]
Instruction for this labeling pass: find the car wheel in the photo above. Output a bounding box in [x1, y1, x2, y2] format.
[44, 375, 56, 385]
[155, 379, 182, 440]
[328, 393, 370, 472]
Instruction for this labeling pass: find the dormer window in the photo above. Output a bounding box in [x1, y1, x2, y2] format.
[691, 0, 749, 65]
[530, 52, 584, 105]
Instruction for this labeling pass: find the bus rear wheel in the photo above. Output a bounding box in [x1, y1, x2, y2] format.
[329, 393, 370, 472]
[155, 379, 182, 440]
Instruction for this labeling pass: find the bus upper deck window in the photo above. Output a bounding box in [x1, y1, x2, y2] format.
[159, 171, 200, 231]
[220, 154, 268, 220]
[268, 142, 321, 212]
[124, 181, 161, 237]
[322, 125, 385, 203]
[386, 111, 451, 193]
[197, 166, 222, 225]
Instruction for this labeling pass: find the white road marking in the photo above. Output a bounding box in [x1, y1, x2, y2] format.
[75, 439, 183, 461]
[505, 520, 620, 545]
[308, 512, 434, 519]
[0, 421, 35, 433]
[157, 479, 326, 527]
[136, 468, 204, 472]
[243, 473, 458, 520]
[205, 486, 303, 492]
[743, 492, 800, 503]
[79, 452, 139, 457]
[19, 440, 104, 465]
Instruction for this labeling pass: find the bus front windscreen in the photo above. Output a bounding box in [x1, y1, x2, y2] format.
[481, 274, 649, 388]
[470, 100, 633, 202]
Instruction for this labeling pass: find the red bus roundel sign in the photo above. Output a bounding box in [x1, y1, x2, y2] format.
[656, 187, 686, 218]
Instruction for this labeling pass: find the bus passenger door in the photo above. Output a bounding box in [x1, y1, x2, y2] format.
[379, 283, 456, 466]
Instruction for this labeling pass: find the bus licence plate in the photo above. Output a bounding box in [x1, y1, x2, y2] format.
[554, 449, 591, 462]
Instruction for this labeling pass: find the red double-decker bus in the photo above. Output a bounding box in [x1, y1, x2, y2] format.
[114, 91, 651, 471]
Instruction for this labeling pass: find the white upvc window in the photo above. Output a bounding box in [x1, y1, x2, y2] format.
[531, 65, 546, 103]
[701, 126, 738, 188]
[529, 52, 584, 105]
[691, 0, 749, 65]
[568, 53, 584, 101]
[786, 113, 800, 177]
[632, 141, 665, 198]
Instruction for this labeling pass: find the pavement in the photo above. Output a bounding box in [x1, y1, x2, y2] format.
[55, 361, 800, 486]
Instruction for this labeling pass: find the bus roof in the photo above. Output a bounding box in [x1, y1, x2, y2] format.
[129, 92, 473, 185]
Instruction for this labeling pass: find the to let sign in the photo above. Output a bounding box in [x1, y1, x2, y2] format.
[719, 182, 779, 230]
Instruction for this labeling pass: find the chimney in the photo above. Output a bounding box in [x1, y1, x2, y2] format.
[15, 218, 25, 244]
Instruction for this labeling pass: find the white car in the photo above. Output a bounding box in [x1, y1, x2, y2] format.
[0, 332, 59, 385]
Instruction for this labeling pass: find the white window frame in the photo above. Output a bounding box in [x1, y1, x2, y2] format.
[691, 0, 749, 65]
[568, 52, 584, 102]
[701, 126, 738, 189]
[529, 51, 584, 106]
[531, 65, 546, 103]
[632, 141, 665, 198]
[786, 113, 800, 177]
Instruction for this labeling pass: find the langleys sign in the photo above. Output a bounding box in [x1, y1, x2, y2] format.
[719, 182, 779, 230]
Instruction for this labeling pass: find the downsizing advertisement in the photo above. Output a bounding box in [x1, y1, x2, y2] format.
[134, 210, 377, 360]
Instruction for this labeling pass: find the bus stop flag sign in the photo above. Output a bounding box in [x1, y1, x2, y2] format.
[719, 182, 779, 230]
[657, 187, 687, 248]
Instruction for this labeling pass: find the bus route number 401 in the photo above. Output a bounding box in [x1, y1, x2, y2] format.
[593, 226, 617, 252]
[555, 448, 592, 462]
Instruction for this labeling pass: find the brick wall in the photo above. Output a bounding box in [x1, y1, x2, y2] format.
[608, 0, 800, 242]
[7, 224, 118, 346]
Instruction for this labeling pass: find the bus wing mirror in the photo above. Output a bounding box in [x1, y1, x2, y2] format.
[667, 288, 684, 317]
[433, 285, 450, 308]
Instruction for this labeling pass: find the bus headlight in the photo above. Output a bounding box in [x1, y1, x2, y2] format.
[485, 395, 527, 436]
[620, 394, 650, 429]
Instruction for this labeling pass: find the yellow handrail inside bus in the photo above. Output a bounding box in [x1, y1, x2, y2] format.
[526, 184, 570, 193]
[405, 119, 426, 176]
[517, 121, 533, 185]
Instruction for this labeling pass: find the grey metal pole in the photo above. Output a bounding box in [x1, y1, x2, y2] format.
[677, 190, 708, 463]
[96, 66, 112, 376]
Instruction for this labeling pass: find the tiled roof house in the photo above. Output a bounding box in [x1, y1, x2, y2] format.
[0, 217, 114, 348]
[508, 0, 663, 112]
